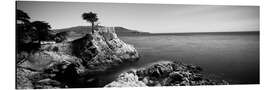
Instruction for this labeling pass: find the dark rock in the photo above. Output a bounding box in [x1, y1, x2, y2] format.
[169, 72, 184, 80]
[34, 78, 61, 89]
[186, 64, 203, 73]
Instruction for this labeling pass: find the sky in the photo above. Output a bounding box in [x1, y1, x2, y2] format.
[16, 1, 259, 33]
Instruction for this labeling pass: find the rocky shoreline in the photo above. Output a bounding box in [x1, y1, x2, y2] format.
[105, 61, 229, 87]
[16, 28, 228, 89]
[16, 28, 139, 89]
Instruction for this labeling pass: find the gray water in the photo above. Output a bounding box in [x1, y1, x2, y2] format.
[118, 33, 259, 84]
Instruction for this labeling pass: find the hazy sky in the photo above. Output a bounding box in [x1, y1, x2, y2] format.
[16, 1, 259, 33]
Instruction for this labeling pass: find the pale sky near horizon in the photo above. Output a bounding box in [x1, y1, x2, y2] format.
[16, 1, 259, 33]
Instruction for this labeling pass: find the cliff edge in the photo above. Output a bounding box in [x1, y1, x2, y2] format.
[16, 27, 140, 89]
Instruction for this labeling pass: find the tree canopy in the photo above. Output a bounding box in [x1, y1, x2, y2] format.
[16, 9, 30, 24]
[31, 21, 52, 42]
[16, 9, 56, 52]
[82, 11, 98, 34]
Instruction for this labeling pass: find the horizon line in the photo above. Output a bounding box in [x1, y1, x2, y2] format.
[52, 25, 259, 34]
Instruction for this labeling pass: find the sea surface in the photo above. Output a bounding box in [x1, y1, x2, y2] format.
[115, 33, 259, 84]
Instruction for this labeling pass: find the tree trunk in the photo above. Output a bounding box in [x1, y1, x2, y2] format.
[91, 22, 94, 34]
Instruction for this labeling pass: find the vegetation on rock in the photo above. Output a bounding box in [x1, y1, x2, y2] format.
[16, 9, 140, 89]
[16, 9, 70, 53]
[82, 11, 99, 34]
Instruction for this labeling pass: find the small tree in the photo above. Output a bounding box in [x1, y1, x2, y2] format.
[82, 11, 98, 34]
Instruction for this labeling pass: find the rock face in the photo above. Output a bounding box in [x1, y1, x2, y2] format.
[16, 27, 140, 89]
[105, 71, 147, 87]
[16, 50, 86, 89]
[71, 29, 139, 71]
[105, 61, 229, 87]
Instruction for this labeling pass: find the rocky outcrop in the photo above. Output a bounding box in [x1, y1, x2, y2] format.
[105, 61, 229, 87]
[71, 29, 139, 71]
[41, 28, 139, 72]
[105, 71, 147, 87]
[16, 27, 140, 89]
[16, 51, 85, 89]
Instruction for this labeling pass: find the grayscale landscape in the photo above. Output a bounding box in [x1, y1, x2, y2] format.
[16, 1, 259, 89]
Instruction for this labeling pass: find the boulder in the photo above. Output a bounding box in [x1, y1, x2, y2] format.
[105, 71, 147, 87]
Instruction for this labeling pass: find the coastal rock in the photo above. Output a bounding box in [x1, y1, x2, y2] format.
[16, 68, 35, 89]
[106, 61, 229, 87]
[34, 78, 62, 89]
[42, 27, 139, 72]
[17, 51, 84, 71]
[16, 51, 85, 89]
[136, 61, 175, 78]
[16, 27, 140, 89]
[105, 71, 147, 87]
[71, 28, 139, 71]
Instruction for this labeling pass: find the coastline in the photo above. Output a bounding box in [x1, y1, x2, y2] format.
[16, 28, 260, 88]
[105, 60, 229, 87]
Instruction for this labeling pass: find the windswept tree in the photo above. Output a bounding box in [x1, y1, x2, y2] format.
[16, 9, 30, 24]
[31, 21, 52, 43]
[16, 9, 54, 52]
[82, 11, 98, 34]
[16, 9, 36, 52]
[16, 9, 32, 40]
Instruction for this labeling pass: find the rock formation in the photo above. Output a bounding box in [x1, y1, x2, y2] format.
[105, 71, 147, 87]
[105, 61, 229, 87]
[71, 28, 139, 72]
[16, 27, 140, 89]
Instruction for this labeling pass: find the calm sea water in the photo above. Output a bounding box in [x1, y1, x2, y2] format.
[117, 33, 259, 84]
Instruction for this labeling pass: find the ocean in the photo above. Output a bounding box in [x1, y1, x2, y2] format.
[117, 32, 259, 84]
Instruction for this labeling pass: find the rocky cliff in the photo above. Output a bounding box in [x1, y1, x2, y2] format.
[16, 28, 139, 89]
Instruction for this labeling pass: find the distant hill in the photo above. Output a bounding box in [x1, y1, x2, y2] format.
[54, 26, 150, 38]
[114, 27, 150, 36]
[149, 31, 259, 36]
